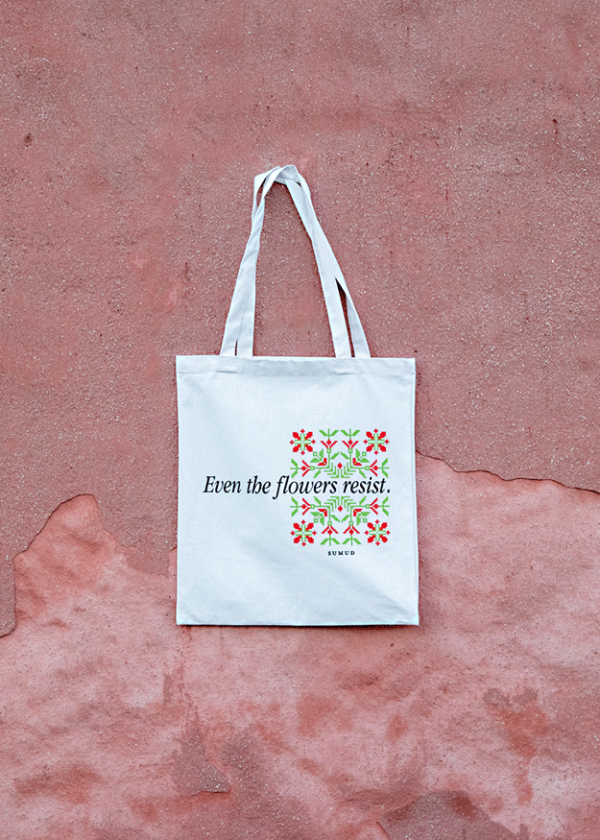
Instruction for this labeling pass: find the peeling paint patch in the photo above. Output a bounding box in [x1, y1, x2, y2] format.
[417, 451, 600, 497]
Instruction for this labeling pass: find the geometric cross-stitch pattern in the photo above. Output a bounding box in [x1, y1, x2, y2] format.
[289, 428, 390, 546]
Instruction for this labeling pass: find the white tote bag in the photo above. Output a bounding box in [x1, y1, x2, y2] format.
[176, 165, 418, 626]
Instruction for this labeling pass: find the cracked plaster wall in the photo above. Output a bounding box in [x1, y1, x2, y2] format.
[1, 1, 600, 837]
[3, 462, 600, 839]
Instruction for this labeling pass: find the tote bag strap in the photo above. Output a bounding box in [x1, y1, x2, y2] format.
[220, 165, 371, 359]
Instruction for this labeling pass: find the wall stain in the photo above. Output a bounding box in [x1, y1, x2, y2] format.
[380, 790, 529, 840]
[172, 720, 231, 796]
[484, 687, 548, 804]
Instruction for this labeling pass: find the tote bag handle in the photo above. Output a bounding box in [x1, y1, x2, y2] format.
[220, 165, 371, 359]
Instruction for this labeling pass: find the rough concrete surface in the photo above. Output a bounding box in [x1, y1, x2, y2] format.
[1, 457, 599, 839]
[2, 0, 600, 836]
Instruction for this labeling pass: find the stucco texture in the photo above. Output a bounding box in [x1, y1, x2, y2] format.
[1, 1, 599, 838]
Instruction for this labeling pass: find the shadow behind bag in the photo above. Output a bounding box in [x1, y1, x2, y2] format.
[176, 165, 418, 625]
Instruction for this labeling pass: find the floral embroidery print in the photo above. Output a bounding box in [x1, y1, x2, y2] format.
[289, 428, 390, 547]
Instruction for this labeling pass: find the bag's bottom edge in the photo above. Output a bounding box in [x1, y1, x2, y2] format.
[176, 620, 420, 628]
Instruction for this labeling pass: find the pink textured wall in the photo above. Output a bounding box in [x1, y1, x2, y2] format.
[2, 1, 599, 837]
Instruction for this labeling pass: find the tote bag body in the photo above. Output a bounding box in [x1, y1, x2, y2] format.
[176, 165, 418, 626]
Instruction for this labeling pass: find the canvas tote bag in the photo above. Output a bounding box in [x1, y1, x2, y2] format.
[176, 165, 418, 625]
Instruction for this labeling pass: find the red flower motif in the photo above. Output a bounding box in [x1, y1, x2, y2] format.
[364, 429, 389, 453]
[291, 520, 315, 545]
[291, 430, 315, 454]
[365, 519, 390, 545]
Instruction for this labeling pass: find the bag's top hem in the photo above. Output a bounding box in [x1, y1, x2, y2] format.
[176, 355, 416, 375]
